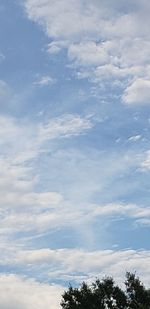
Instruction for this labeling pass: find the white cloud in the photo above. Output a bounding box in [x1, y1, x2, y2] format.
[128, 135, 142, 142]
[2, 3, 150, 301]
[47, 40, 69, 54]
[0, 114, 94, 238]
[2, 248, 150, 286]
[24, 0, 103, 41]
[34, 75, 57, 86]
[38, 114, 93, 142]
[68, 41, 112, 67]
[0, 191, 63, 209]
[123, 78, 150, 105]
[91, 203, 150, 219]
[0, 116, 148, 246]
[0, 274, 63, 309]
[23, 0, 150, 105]
[0, 113, 93, 163]
[0, 248, 150, 308]
[1, 199, 150, 238]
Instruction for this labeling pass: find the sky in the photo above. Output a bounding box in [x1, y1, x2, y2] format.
[0, 0, 150, 308]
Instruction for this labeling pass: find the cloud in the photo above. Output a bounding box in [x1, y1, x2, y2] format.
[0, 127, 147, 236]
[141, 150, 150, 170]
[38, 114, 93, 142]
[23, 0, 150, 105]
[47, 40, 69, 54]
[0, 191, 63, 209]
[34, 75, 57, 86]
[0, 274, 63, 309]
[2, 248, 150, 287]
[0, 113, 93, 163]
[0, 112, 146, 239]
[128, 135, 142, 142]
[123, 78, 150, 105]
[0, 115, 148, 253]
[0, 248, 150, 308]
[1, 199, 150, 239]
[0, 114, 94, 239]
[24, 0, 103, 41]
[68, 41, 112, 67]
[91, 203, 150, 221]
[1, 3, 150, 303]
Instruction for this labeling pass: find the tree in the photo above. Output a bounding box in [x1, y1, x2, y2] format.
[125, 272, 150, 308]
[61, 272, 150, 309]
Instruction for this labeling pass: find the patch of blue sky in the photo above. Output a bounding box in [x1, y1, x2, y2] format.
[108, 218, 150, 250]
[0, 3, 45, 80]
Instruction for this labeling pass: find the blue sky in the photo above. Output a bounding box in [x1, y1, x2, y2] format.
[0, 0, 150, 308]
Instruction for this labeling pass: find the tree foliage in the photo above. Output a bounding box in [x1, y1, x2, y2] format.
[61, 272, 150, 308]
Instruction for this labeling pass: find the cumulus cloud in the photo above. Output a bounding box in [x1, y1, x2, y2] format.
[23, 0, 150, 105]
[68, 41, 112, 67]
[24, 0, 103, 41]
[0, 274, 63, 309]
[123, 78, 150, 105]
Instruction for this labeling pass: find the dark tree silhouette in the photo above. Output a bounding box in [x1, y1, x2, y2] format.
[125, 272, 150, 308]
[61, 272, 150, 308]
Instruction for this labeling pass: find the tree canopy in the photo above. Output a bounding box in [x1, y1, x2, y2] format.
[61, 272, 150, 309]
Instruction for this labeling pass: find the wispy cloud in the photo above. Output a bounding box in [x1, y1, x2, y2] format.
[0, 113, 95, 240]
[128, 135, 142, 142]
[38, 114, 93, 142]
[141, 150, 150, 170]
[34, 75, 57, 87]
